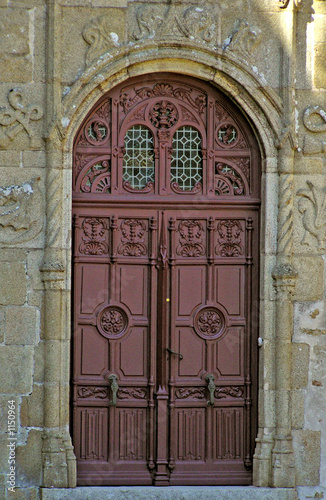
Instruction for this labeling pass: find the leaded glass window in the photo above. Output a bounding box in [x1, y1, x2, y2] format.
[123, 126, 155, 190]
[171, 127, 202, 191]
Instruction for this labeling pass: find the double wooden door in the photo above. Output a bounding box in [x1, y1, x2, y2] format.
[72, 74, 260, 486]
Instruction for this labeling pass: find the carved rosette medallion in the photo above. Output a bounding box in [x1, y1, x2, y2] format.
[118, 219, 147, 256]
[194, 306, 225, 340]
[79, 217, 109, 255]
[215, 219, 244, 257]
[149, 100, 178, 128]
[176, 220, 205, 257]
[97, 305, 128, 339]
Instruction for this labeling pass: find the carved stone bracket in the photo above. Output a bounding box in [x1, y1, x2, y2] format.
[0, 177, 44, 245]
[0, 89, 43, 149]
[297, 180, 326, 251]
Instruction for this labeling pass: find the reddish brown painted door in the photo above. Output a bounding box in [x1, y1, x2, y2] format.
[72, 74, 260, 486]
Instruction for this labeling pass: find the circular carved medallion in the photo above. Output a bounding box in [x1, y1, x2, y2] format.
[97, 305, 128, 339]
[86, 119, 108, 145]
[194, 306, 225, 340]
[216, 123, 238, 147]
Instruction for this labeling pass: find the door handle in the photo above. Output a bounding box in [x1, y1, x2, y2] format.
[205, 373, 216, 407]
[108, 374, 119, 407]
[166, 347, 183, 360]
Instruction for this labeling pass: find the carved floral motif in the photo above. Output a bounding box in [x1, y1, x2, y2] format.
[0, 178, 43, 245]
[80, 161, 110, 193]
[0, 89, 43, 149]
[79, 218, 108, 255]
[100, 308, 126, 336]
[176, 220, 205, 257]
[118, 219, 147, 256]
[78, 387, 108, 399]
[216, 220, 244, 256]
[194, 306, 225, 340]
[215, 163, 245, 196]
[297, 181, 326, 251]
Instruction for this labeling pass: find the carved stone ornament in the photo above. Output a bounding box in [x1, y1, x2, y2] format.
[0, 177, 43, 245]
[176, 220, 205, 257]
[97, 305, 128, 339]
[79, 217, 109, 255]
[83, 16, 120, 65]
[215, 219, 244, 257]
[132, 4, 218, 45]
[0, 89, 43, 149]
[279, 0, 302, 9]
[303, 106, 326, 133]
[117, 219, 147, 256]
[297, 181, 326, 251]
[223, 20, 261, 58]
[194, 306, 225, 340]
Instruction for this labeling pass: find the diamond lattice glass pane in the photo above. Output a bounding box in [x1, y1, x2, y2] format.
[123, 126, 155, 189]
[171, 127, 202, 191]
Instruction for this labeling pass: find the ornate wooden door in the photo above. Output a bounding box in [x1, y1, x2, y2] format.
[72, 74, 260, 486]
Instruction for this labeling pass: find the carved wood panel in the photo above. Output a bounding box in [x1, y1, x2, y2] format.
[72, 74, 260, 486]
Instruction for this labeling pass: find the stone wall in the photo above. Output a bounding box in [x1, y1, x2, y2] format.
[0, 0, 325, 498]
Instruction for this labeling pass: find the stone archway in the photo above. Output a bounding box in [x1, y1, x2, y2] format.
[41, 47, 296, 489]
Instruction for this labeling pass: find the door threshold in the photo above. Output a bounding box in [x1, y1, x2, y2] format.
[41, 486, 299, 500]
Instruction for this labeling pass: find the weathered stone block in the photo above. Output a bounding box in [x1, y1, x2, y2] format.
[0, 346, 33, 394]
[5, 306, 39, 345]
[16, 429, 42, 487]
[314, 43, 326, 88]
[291, 389, 305, 430]
[0, 306, 4, 343]
[33, 341, 44, 383]
[292, 343, 310, 389]
[7, 486, 40, 500]
[20, 384, 43, 427]
[293, 430, 321, 485]
[293, 256, 324, 301]
[0, 263, 27, 306]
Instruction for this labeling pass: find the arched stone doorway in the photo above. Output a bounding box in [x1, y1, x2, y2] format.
[71, 73, 260, 486]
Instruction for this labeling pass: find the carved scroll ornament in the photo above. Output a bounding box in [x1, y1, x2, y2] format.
[0, 177, 43, 245]
[297, 181, 326, 251]
[83, 16, 120, 65]
[303, 106, 326, 133]
[0, 89, 43, 149]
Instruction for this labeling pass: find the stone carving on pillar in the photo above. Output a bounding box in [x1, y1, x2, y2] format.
[297, 181, 326, 251]
[279, 0, 302, 8]
[0, 177, 43, 245]
[83, 16, 121, 65]
[0, 89, 43, 149]
[223, 20, 261, 58]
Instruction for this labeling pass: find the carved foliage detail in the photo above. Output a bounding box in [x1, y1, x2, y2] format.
[0, 89, 43, 149]
[223, 20, 262, 58]
[216, 220, 244, 257]
[120, 83, 206, 115]
[78, 387, 108, 399]
[79, 218, 108, 255]
[297, 181, 326, 251]
[175, 388, 205, 400]
[194, 306, 225, 339]
[118, 219, 147, 256]
[0, 178, 43, 245]
[215, 386, 244, 399]
[83, 16, 120, 65]
[80, 161, 110, 193]
[176, 220, 205, 257]
[117, 388, 147, 400]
